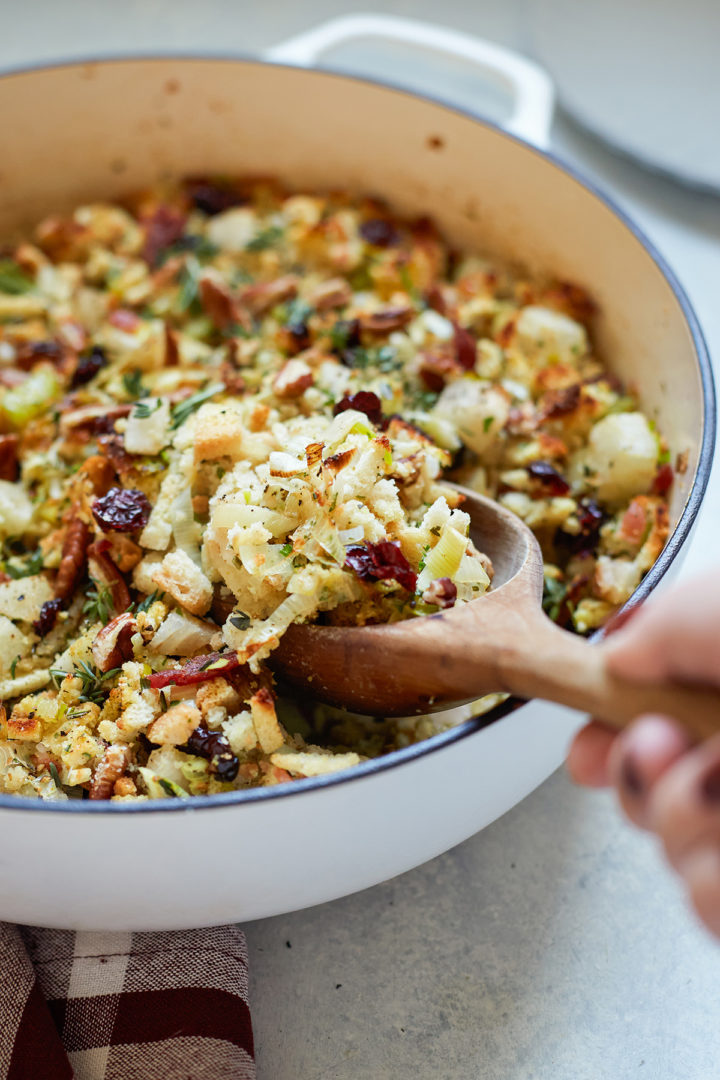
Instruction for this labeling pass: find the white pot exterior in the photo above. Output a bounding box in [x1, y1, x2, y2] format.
[0, 57, 713, 929]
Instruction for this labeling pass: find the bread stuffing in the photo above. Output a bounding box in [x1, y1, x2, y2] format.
[0, 177, 672, 799]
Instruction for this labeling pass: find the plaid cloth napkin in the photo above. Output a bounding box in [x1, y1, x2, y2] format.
[0, 922, 255, 1079]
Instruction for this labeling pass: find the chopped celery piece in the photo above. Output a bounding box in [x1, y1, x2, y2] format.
[1, 369, 61, 429]
[138, 767, 188, 799]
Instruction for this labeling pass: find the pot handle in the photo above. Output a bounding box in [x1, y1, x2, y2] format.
[265, 13, 554, 149]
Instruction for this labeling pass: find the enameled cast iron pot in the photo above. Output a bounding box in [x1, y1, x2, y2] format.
[0, 16, 714, 930]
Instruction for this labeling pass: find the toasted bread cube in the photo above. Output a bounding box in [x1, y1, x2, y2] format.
[152, 550, 213, 616]
[194, 410, 245, 463]
[249, 688, 284, 754]
[147, 702, 201, 745]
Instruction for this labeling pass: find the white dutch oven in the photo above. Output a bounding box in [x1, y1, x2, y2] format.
[0, 16, 714, 930]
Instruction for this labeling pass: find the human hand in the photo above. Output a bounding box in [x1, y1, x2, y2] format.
[567, 571, 720, 936]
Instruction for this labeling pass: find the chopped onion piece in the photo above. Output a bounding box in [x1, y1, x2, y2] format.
[338, 525, 364, 544]
[417, 525, 467, 592]
[148, 610, 219, 656]
[213, 502, 295, 534]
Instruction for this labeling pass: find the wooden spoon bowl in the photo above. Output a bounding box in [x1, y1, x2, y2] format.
[271, 485, 720, 741]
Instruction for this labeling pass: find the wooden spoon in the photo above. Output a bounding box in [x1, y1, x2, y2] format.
[271, 485, 720, 740]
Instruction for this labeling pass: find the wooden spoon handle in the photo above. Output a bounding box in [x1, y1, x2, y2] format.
[496, 616, 720, 742]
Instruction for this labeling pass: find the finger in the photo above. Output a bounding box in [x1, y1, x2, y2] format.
[608, 714, 690, 829]
[676, 846, 720, 939]
[602, 572, 720, 686]
[567, 720, 616, 787]
[647, 733, 720, 868]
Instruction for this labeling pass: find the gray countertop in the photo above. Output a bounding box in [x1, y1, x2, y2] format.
[4, 3, 720, 1077]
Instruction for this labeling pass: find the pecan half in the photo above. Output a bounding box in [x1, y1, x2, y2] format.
[89, 744, 132, 800]
[309, 277, 352, 311]
[198, 274, 251, 332]
[359, 306, 414, 335]
[240, 274, 300, 316]
[91, 612, 137, 672]
[0, 434, 19, 482]
[141, 205, 187, 267]
[55, 518, 90, 603]
[272, 359, 313, 399]
[87, 540, 131, 614]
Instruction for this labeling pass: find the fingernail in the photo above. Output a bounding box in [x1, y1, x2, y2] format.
[620, 754, 644, 797]
[700, 762, 720, 804]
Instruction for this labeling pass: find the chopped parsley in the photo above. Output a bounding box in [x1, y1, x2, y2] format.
[132, 398, 161, 419]
[0, 259, 34, 295]
[170, 383, 225, 429]
[135, 589, 163, 614]
[175, 256, 203, 313]
[246, 224, 284, 252]
[228, 611, 251, 630]
[4, 547, 44, 580]
[122, 370, 148, 400]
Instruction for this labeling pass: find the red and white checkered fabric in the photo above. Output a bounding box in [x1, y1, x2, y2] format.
[0, 922, 255, 1079]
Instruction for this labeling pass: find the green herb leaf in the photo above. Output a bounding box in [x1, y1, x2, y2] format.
[279, 542, 293, 557]
[159, 235, 220, 263]
[48, 762, 61, 787]
[0, 259, 34, 295]
[9, 655, 19, 679]
[483, 415, 494, 433]
[136, 589, 163, 614]
[228, 611, 251, 630]
[5, 547, 44, 580]
[170, 383, 225, 430]
[132, 399, 161, 420]
[82, 585, 115, 626]
[246, 224, 284, 252]
[122, 370, 148, 400]
[285, 298, 313, 326]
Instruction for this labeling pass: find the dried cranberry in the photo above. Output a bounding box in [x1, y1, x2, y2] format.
[70, 346, 108, 388]
[453, 322, 477, 370]
[333, 391, 383, 427]
[148, 651, 240, 689]
[185, 177, 245, 216]
[345, 541, 417, 593]
[141, 205, 187, 266]
[183, 722, 239, 782]
[359, 218, 400, 247]
[331, 318, 362, 358]
[33, 597, 63, 636]
[557, 499, 604, 556]
[527, 461, 571, 496]
[652, 462, 674, 495]
[92, 487, 151, 533]
[285, 319, 311, 352]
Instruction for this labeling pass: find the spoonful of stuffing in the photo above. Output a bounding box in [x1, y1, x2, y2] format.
[271, 485, 720, 740]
